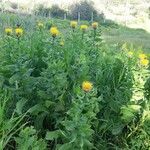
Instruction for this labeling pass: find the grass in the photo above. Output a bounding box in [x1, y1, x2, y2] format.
[102, 25, 150, 53]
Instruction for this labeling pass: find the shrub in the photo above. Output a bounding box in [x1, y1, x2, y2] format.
[35, 4, 66, 19]
[35, 4, 51, 17]
[50, 5, 66, 19]
[10, 2, 18, 10]
[69, 0, 105, 22]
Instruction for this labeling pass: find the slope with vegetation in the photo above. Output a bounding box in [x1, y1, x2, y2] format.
[2, 0, 150, 31]
[0, 12, 150, 150]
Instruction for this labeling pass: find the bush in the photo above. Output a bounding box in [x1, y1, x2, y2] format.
[69, 0, 105, 22]
[35, 4, 51, 17]
[10, 2, 18, 10]
[50, 5, 66, 19]
[35, 4, 66, 19]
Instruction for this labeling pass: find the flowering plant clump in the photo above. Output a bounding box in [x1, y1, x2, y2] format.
[70, 21, 77, 29]
[5, 28, 13, 35]
[82, 81, 93, 92]
[60, 41, 64, 46]
[50, 27, 59, 38]
[139, 53, 147, 60]
[1, 13, 150, 150]
[37, 22, 44, 29]
[92, 22, 98, 29]
[80, 25, 88, 32]
[127, 51, 133, 58]
[140, 58, 149, 67]
[138, 53, 149, 67]
[15, 28, 23, 37]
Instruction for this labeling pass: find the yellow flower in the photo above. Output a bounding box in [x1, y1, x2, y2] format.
[5, 28, 12, 35]
[128, 51, 133, 58]
[140, 59, 149, 67]
[70, 21, 77, 29]
[37, 22, 44, 28]
[92, 22, 98, 29]
[15, 28, 23, 37]
[60, 41, 64, 46]
[80, 25, 88, 32]
[82, 81, 93, 92]
[50, 27, 59, 38]
[139, 53, 147, 60]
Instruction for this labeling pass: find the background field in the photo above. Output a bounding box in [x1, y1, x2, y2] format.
[103, 26, 150, 53]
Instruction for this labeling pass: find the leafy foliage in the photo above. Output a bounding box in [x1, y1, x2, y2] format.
[15, 126, 47, 150]
[0, 13, 149, 150]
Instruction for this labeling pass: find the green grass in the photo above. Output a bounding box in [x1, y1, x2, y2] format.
[102, 26, 150, 53]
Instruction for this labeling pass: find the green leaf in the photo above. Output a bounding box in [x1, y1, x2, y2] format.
[57, 143, 72, 150]
[15, 99, 27, 115]
[111, 124, 124, 135]
[121, 106, 135, 123]
[34, 113, 47, 130]
[28, 104, 47, 115]
[45, 100, 55, 108]
[46, 130, 60, 141]
[128, 105, 141, 113]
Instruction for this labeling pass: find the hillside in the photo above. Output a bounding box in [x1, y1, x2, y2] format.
[1, 0, 150, 31]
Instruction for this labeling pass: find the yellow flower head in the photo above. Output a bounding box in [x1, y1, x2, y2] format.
[60, 41, 64, 46]
[92, 22, 98, 29]
[139, 53, 147, 60]
[5, 28, 12, 35]
[50, 27, 59, 38]
[82, 81, 93, 92]
[80, 25, 88, 32]
[70, 21, 77, 29]
[140, 59, 149, 67]
[37, 22, 44, 28]
[127, 51, 133, 58]
[15, 28, 23, 37]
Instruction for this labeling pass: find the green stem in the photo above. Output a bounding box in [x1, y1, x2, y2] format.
[94, 29, 96, 41]
[82, 32, 84, 40]
[52, 37, 55, 45]
[17, 37, 20, 45]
